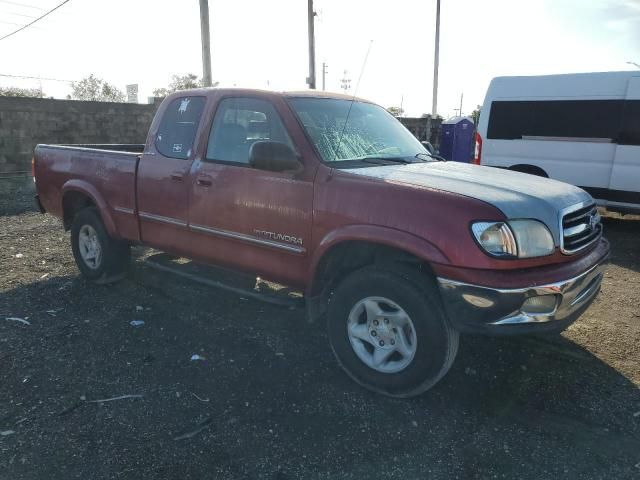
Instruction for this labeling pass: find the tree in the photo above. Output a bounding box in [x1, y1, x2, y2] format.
[387, 106, 404, 117]
[152, 73, 218, 97]
[0, 86, 44, 98]
[470, 105, 481, 125]
[70, 74, 125, 102]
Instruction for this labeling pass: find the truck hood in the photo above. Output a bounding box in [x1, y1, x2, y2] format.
[345, 161, 593, 243]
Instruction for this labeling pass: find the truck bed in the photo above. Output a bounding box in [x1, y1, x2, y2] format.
[34, 143, 142, 242]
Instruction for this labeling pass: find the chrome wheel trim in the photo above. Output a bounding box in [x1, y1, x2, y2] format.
[78, 224, 102, 270]
[347, 296, 417, 374]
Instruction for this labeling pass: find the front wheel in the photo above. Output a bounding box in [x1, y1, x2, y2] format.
[327, 266, 459, 398]
[71, 207, 130, 283]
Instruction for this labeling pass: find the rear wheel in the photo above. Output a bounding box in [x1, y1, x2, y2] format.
[71, 207, 130, 283]
[327, 266, 459, 398]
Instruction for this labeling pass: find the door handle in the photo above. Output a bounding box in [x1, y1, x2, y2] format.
[196, 174, 213, 187]
[170, 171, 184, 181]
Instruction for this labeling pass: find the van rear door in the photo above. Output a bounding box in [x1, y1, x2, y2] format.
[609, 76, 640, 209]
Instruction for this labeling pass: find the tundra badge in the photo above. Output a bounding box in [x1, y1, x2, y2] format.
[254, 229, 303, 246]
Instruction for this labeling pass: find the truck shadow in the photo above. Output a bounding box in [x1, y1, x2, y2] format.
[1, 269, 638, 479]
[602, 214, 640, 273]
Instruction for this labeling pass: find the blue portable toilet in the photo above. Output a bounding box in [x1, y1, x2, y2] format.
[438, 116, 475, 162]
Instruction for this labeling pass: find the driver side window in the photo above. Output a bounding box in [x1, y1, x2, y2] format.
[206, 97, 293, 164]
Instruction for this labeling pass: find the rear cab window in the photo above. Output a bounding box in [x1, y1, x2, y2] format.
[156, 96, 206, 159]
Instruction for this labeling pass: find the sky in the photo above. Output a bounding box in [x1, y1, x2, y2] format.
[0, 0, 639, 118]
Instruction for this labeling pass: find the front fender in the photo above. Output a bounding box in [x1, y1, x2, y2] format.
[61, 179, 118, 238]
[307, 224, 450, 294]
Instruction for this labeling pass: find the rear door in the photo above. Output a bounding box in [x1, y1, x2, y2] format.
[187, 95, 314, 286]
[136, 95, 206, 253]
[609, 77, 640, 208]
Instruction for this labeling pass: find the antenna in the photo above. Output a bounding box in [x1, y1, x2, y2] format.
[333, 40, 373, 160]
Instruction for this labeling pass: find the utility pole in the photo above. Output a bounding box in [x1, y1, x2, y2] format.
[307, 0, 316, 89]
[199, 0, 212, 87]
[340, 70, 351, 92]
[459, 92, 463, 117]
[432, 0, 440, 117]
[322, 62, 327, 90]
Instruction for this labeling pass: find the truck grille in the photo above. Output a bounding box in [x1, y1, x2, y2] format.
[561, 203, 602, 254]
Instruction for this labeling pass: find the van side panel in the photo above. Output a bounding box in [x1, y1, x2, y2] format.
[478, 72, 640, 210]
[484, 139, 615, 192]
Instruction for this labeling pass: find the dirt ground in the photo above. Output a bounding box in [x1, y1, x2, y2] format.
[1, 185, 639, 480]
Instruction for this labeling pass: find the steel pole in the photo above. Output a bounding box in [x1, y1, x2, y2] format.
[322, 62, 327, 90]
[307, 0, 316, 89]
[432, 0, 440, 117]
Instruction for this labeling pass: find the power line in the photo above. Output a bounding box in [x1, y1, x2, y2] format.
[0, 0, 44, 10]
[0, 0, 70, 43]
[0, 20, 26, 26]
[0, 10, 39, 19]
[0, 72, 75, 83]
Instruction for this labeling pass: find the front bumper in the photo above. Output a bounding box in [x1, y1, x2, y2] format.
[437, 253, 608, 335]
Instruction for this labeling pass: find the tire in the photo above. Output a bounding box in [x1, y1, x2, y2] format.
[70, 207, 130, 283]
[327, 266, 459, 398]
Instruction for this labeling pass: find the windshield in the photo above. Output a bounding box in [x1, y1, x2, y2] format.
[288, 97, 429, 163]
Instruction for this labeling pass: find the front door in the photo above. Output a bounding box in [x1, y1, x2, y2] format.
[137, 95, 206, 254]
[188, 96, 314, 286]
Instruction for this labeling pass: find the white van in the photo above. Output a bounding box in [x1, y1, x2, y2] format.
[475, 71, 640, 214]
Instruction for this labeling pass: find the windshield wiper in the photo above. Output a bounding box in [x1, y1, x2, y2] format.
[357, 156, 413, 165]
[415, 152, 446, 162]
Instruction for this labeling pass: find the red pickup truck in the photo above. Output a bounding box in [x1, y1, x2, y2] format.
[33, 88, 609, 397]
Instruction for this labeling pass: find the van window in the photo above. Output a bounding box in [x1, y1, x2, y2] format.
[487, 100, 625, 141]
[155, 96, 206, 159]
[620, 100, 640, 146]
[206, 97, 293, 164]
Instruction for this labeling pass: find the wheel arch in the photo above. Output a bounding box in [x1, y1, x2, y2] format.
[508, 164, 548, 177]
[305, 226, 449, 322]
[61, 180, 117, 236]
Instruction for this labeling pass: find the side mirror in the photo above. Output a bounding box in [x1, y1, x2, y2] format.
[249, 141, 302, 173]
[421, 141, 438, 155]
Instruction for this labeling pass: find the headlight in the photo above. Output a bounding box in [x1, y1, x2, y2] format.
[471, 220, 554, 259]
[509, 219, 554, 258]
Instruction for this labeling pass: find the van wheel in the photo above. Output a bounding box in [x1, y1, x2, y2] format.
[71, 207, 130, 283]
[327, 266, 459, 398]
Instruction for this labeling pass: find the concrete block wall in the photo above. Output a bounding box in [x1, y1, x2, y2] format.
[0, 97, 158, 174]
[0, 96, 444, 175]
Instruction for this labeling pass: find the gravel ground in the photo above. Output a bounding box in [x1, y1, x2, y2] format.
[1, 187, 639, 480]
